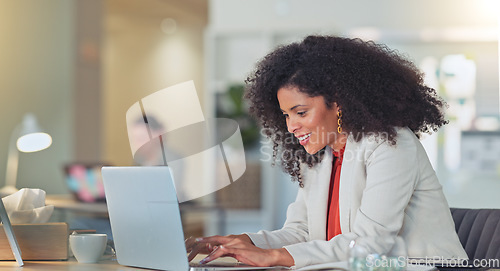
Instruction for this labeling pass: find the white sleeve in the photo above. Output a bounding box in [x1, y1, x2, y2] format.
[245, 184, 309, 249]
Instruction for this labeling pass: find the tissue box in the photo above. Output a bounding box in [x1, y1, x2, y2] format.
[0, 223, 68, 260]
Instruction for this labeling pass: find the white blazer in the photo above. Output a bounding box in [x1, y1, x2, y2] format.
[247, 127, 467, 268]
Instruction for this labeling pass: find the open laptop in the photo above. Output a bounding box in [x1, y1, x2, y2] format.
[102, 166, 287, 271]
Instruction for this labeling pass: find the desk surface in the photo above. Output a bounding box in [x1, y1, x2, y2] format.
[0, 259, 133, 270]
[0, 255, 238, 271]
[0, 258, 499, 271]
[45, 195, 224, 216]
[45, 195, 108, 216]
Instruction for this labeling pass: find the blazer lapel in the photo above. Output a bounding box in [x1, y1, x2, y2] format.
[307, 148, 333, 241]
[339, 138, 356, 233]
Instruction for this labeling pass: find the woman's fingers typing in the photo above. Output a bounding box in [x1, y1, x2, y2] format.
[185, 236, 197, 253]
[185, 236, 227, 261]
[199, 244, 279, 267]
[194, 235, 232, 245]
[186, 234, 263, 264]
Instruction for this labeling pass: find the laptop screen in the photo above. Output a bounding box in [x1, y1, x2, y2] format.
[102, 166, 189, 271]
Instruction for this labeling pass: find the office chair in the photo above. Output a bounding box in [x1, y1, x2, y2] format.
[450, 208, 500, 260]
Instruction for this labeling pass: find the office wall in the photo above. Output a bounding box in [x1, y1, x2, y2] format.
[0, 0, 75, 194]
[74, 0, 103, 163]
[208, 0, 499, 116]
[209, 0, 498, 30]
[0, 0, 208, 194]
[102, 0, 207, 166]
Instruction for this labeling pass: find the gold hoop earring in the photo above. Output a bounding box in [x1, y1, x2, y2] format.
[337, 110, 342, 134]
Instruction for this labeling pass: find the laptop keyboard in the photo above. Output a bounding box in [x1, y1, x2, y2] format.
[190, 261, 252, 268]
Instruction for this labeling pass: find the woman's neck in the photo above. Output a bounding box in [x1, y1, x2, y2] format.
[330, 133, 347, 152]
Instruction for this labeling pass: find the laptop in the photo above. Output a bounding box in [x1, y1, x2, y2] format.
[102, 166, 287, 271]
[0, 198, 23, 266]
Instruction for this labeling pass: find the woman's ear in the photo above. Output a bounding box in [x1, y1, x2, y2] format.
[333, 102, 340, 113]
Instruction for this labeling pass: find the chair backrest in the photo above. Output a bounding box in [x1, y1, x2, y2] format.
[450, 208, 500, 260]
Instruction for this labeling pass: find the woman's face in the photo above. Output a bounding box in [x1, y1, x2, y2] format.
[277, 86, 343, 154]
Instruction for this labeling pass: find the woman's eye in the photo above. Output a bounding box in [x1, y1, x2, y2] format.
[297, 111, 306, 116]
[283, 114, 289, 119]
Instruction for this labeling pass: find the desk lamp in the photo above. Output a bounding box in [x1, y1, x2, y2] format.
[0, 113, 52, 196]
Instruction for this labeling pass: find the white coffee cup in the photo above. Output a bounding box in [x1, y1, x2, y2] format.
[69, 233, 107, 263]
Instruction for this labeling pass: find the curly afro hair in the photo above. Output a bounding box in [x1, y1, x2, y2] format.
[244, 35, 448, 187]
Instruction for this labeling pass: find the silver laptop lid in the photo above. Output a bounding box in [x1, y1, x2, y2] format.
[102, 166, 188, 271]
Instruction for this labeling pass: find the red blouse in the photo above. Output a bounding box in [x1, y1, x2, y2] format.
[326, 145, 345, 240]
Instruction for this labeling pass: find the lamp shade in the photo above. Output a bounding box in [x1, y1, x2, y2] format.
[0, 113, 52, 196]
[17, 133, 52, 153]
[16, 114, 52, 152]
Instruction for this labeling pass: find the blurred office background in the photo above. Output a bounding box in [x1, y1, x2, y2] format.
[0, 0, 498, 236]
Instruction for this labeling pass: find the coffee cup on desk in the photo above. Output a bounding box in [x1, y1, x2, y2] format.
[69, 233, 107, 263]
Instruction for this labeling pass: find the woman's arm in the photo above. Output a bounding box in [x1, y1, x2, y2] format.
[245, 186, 310, 249]
[185, 181, 310, 266]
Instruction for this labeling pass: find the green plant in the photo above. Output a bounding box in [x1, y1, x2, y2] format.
[216, 84, 259, 148]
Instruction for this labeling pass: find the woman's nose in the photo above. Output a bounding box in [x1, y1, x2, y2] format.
[287, 117, 300, 134]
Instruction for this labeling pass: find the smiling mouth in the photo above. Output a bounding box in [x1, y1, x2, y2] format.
[297, 133, 311, 141]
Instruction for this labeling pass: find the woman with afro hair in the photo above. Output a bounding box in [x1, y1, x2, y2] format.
[187, 35, 467, 268]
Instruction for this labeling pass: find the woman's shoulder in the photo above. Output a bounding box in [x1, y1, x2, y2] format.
[352, 127, 416, 145]
[348, 127, 420, 158]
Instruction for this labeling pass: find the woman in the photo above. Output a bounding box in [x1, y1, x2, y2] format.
[186, 35, 467, 268]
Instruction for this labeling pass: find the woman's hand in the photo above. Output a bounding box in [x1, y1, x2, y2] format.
[185, 234, 252, 262]
[185, 235, 294, 267]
